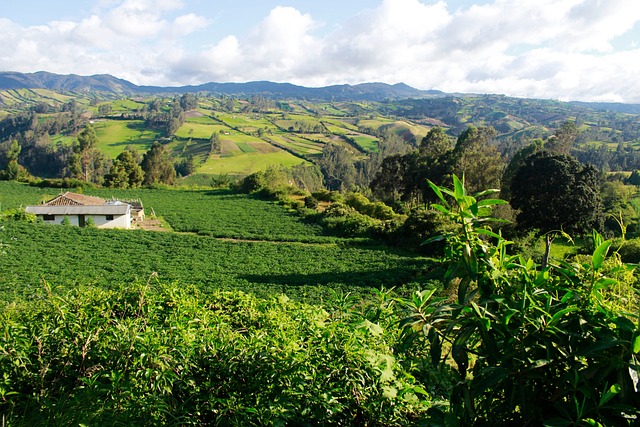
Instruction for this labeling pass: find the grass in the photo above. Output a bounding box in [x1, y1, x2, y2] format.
[351, 135, 379, 152]
[175, 122, 226, 139]
[236, 142, 258, 153]
[198, 150, 307, 175]
[91, 119, 164, 157]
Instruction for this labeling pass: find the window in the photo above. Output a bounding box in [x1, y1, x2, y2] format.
[106, 215, 114, 220]
[43, 214, 55, 221]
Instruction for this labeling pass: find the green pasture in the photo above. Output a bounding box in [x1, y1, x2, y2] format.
[199, 150, 307, 175]
[110, 99, 146, 112]
[50, 134, 76, 146]
[351, 134, 379, 152]
[315, 103, 348, 116]
[185, 115, 218, 125]
[175, 121, 226, 139]
[32, 88, 76, 103]
[92, 119, 164, 157]
[358, 117, 395, 129]
[216, 112, 273, 130]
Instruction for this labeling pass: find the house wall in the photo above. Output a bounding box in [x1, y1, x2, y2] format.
[39, 213, 131, 229]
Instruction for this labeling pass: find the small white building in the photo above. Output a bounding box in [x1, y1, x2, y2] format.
[25, 192, 136, 229]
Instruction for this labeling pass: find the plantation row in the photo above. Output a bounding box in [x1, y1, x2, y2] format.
[0, 222, 425, 304]
[0, 181, 347, 243]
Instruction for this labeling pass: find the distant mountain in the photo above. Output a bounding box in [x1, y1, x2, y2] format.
[0, 71, 443, 101]
[0, 71, 139, 94]
[569, 101, 640, 115]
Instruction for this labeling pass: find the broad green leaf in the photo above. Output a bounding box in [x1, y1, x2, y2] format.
[453, 174, 465, 199]
[633, 334, 640, 354]
[474, 188, 501, 198]
[592, 240, 612, 270]
[475, 228, 502, 239]
[422, 234, 446, 245]
[593, 278, 617, 291]
[599, 383, 621, 407]
[430, 203, 450, 215]
[548, 306, 578, 326]
[427, 180, 448, 205]
[476, 198, 507, 207]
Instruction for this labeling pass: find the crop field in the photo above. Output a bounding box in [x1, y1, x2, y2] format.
[215, 113, 275, 132]
[0, 221, 423, 303]
[265, 134, 325, 156]
[92, 119, 163, 157]
[0, 181, 425, 303]
[198, 150, 307, 175]
[0, 182, 324, 241]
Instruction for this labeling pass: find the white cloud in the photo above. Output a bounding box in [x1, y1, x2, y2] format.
[2, 0, 640, 102]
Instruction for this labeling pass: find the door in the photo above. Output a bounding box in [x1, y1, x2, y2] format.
[78, 215, 86, 227]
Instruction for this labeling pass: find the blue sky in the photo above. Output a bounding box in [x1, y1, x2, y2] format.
[2, 0, 640, 102]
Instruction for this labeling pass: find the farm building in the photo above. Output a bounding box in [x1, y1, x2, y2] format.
[25, 192, 144, 229]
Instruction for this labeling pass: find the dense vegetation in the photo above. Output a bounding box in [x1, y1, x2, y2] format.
[2, 85, 640, 424]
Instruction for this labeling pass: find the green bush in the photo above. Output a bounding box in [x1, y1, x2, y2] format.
[312, 189, 342, 203]
[399, 176, 640, 425]
[320, 202, 381, 237]
[615, 237, 640, 263]
[0, 282, 431, 425]
[304, 195, 319, 209]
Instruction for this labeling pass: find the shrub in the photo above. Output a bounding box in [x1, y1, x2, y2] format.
[304, 195, 319, 209]
[320, 203, 381, 237]
[312, 189, 342, 203]
[399, 176, 640, 425]
[0, 282, 431, 425]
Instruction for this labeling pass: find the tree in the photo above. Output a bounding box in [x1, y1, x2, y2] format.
[546, 120, 578, 154]
[510, 151, 603, 266]
[318, 143, 356, 191]
[451, 125, 504, 194]
[70, 125, 109, 183]
[501, 139, 543, 200]
[418, 126, 452, 158]
[210, 132, 221, 155]
[104, 147, 145, 188]
[141, 142, 176, 186]
[0, 140, 30, 181]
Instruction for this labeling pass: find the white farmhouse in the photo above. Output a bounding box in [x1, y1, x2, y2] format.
[25, 192, 141, 229]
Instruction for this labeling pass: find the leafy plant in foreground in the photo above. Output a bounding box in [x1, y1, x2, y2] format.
[399, 175, 640, 426]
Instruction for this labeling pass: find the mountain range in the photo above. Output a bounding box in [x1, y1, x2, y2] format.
[0, 71, 443, 102]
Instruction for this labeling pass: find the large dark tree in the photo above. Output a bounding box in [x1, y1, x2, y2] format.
[510, 151, 603, 266]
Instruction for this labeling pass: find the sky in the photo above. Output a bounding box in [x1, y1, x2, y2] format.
[2, 0, 640, 103]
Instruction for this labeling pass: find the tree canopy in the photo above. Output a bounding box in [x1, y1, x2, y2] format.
[510, 151, 603, 236]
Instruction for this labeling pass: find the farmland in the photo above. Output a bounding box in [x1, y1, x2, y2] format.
[0, 221, 423, 303]
[0, 181, 426, 304]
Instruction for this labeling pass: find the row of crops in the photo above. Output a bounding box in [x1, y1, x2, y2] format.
[0, 220, 424, 304]
[0, 181, 426, 303]
[0, 182, 335, 242]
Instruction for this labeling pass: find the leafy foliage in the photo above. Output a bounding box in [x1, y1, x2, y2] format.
[510, 151, 603, 236]
[399, 176, 640, 425]
[0, 282, 429, 425]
